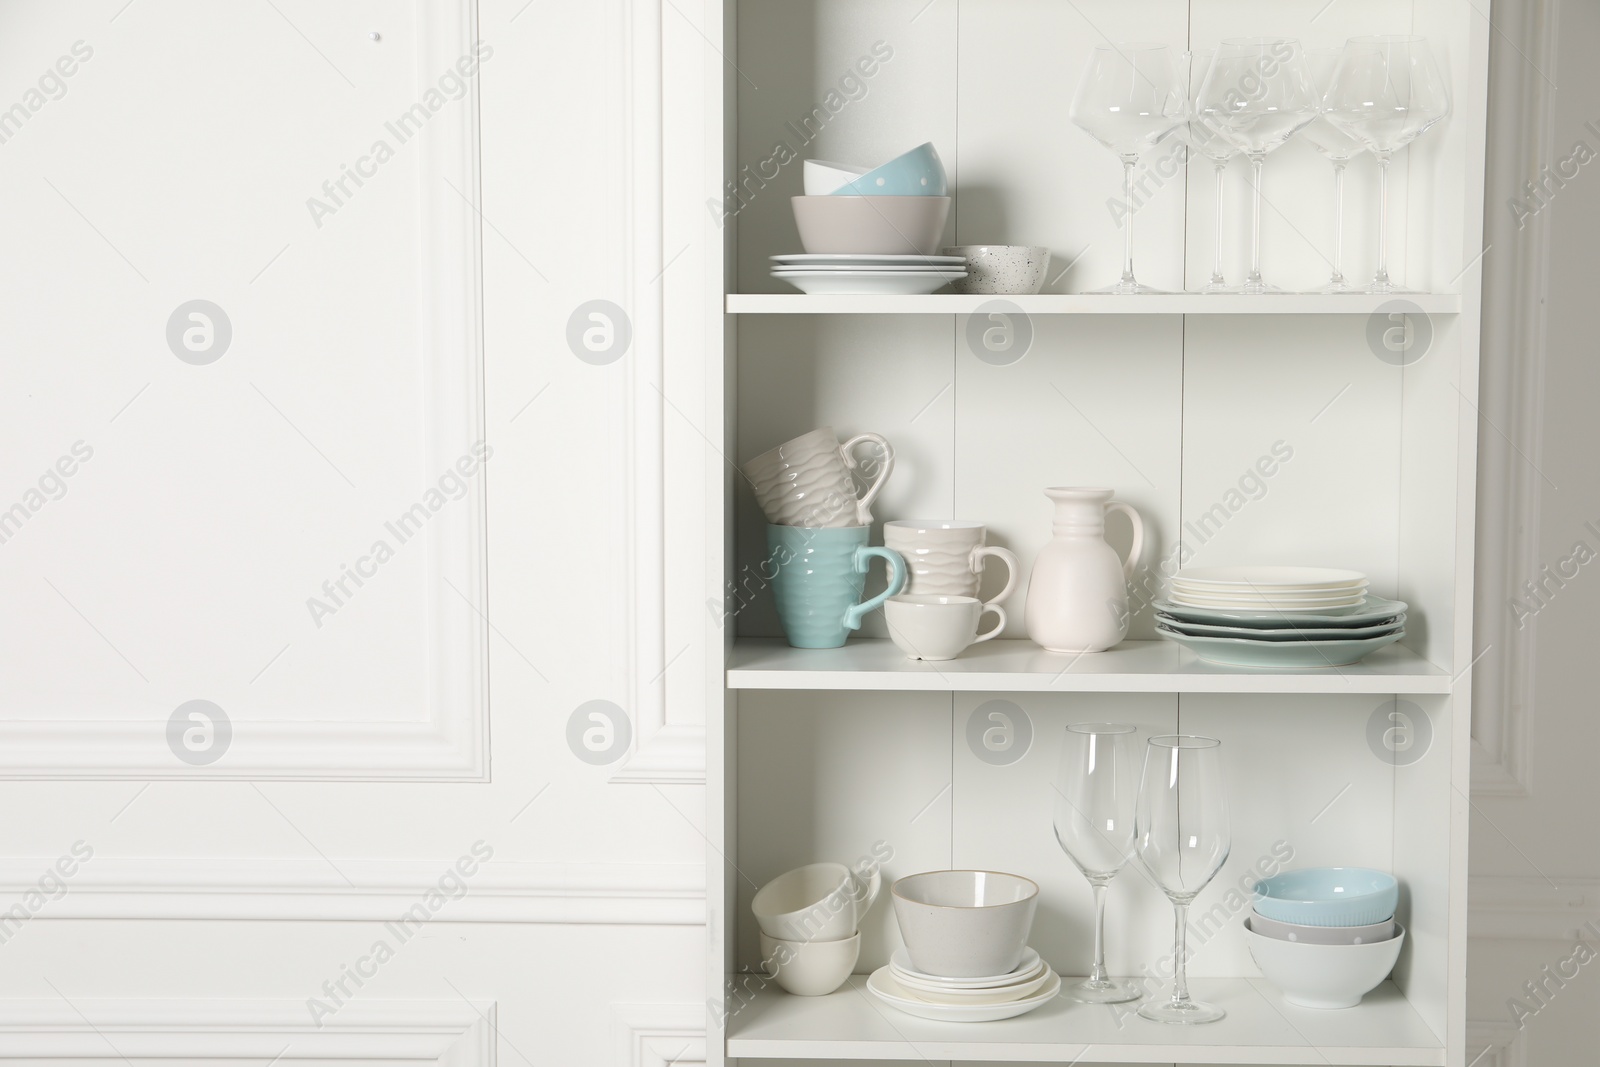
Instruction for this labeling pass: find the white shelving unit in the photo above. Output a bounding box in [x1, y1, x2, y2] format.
[692, 2, 1489, 1065]
[726, 294, 1465, 315]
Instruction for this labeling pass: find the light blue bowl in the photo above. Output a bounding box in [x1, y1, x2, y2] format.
[1251, 868, 1399, 928]
[832, 142, 947, 196]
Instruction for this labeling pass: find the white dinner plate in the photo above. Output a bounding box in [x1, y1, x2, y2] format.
[771, 253, 967, 267]
[770, 264, 966, 273]
[1169, 592, 1367, 611]
[1170, 587, 1368, 604]
[1172, 566, 1369, 589]
[773, 270, 965, 295]
[889, 967, 1054, 1004]
[888, 947, 1042, 988]
[866, 965, 1061, 1022]
[1153, 596, 1408, 626]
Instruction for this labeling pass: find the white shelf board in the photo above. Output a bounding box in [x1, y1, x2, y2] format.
[726, 638, 1452, 694]
[725, 976, 1444, 1065]
[725, 293, 1464, 315]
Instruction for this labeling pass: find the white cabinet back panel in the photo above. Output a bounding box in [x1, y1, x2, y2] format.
[0, 1, 487, 777]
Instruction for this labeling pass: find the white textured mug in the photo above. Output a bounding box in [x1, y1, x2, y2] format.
[885, 594, 1004, 661]
[742, 427, 894, 528]
[883, 520, 1018, 617]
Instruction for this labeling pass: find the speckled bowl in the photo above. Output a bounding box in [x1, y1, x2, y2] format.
[942, 246, 1051, 295]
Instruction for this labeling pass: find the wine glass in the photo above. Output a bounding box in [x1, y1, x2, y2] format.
[1181, 50, 1239, 293]
[1301, 49, 1369, 293]
[1322, 36, 1451, 294]
[1051, 723, 1141, 1004]
[1195, 38, 1320, 294]
[1134, 735, 1231, 1024]
[1070, 44, 1184, 294]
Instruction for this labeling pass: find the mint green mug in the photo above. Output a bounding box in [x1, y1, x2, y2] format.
[768, 525, 906, 649]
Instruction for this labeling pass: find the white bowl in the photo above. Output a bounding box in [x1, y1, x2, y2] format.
[804, 158, 868, 195]
[1246, 919, 1405, 1009]
[759, 931, 859, 997]
[890, 870, 1038, 978]
[1249, 911, 1396, 945]
[752, 861, 880, 942]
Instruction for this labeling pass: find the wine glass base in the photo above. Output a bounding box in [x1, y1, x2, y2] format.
[1236, 281, 1287, 296]
[1064, 978, 1143, 1004]
[1319, 280, 1361, 294]
[1365, 284, 1420, 295]
[1088, 281, 1172, 295]
[1137, 997, 1227, 1024]
[1201, 283, 1242, 294]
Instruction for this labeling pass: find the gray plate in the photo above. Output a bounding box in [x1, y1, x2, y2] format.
[1156, 614, 1405, 641]
[1152, 595, 1408, 628]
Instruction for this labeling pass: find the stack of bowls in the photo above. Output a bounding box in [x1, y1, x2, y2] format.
[1246, 867, 1405, 1009]
[751, 862, 881, 996]
[869, 871, 1060, 1022]
[779, 143, 960, 294]
[1154, 566, 1408, 669]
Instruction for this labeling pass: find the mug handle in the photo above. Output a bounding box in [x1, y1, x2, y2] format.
[1106, 501, 1146, 580]
[969, 545, 1020, 607]
[840, 433, 895, 526]
[843, 546, 906, 630]
[858, 864, 882, 914]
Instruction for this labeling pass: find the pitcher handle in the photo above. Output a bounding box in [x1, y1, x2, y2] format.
[1105, 501, 1145, 581]
[843, 546, 906, 630]
[841, 432, 894, 526]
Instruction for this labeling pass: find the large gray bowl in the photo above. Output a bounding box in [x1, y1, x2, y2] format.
[791, 196, 951, 256]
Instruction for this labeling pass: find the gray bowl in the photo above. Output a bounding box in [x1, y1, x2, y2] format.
[791, 196, 951, 256]
[1248, 911, 1396, 945]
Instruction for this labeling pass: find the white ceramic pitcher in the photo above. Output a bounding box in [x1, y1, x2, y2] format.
[1025, 487, 1145, 653]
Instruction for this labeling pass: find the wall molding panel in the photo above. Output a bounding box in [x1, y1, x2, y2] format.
[0, 998, 494, 1062]
[616, 1004, 706, 1067]
[2, 858, 703, 924]
[611, 0, 706, 786]
[0, 0, 489, 783]
[1470, 875, 1600, 941]
[1471, 0, 1558, 798]
[1466, 1020, 1527, 1067]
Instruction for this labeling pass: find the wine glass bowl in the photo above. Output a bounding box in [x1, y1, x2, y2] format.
[1195, 38, 1319, 294]
[1051, 722, 1141, 1003]
[1134, 734, 1231, 1024]
[1322, 35, 1451, 294]
[1070, 45, 1184, 294]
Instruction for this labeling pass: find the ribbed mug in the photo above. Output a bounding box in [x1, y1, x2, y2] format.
[767, 524, 906, 648]
[743, 427, 894, 528]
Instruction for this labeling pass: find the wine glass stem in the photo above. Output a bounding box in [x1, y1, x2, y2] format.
[1331, 162, 1347, 286]
[1375, 154, 1392, 288]
[1211, 163, 1226, 287]
[1248, 155, 1265, 288]
[1089, 881, 1111, 984]
[1171, 902, 1192, 1005]
[1121, 158, 1138, 287]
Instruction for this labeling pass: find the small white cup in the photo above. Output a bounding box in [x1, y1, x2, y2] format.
[885, 594, 1004, 661]
[759, 931, 860, 996]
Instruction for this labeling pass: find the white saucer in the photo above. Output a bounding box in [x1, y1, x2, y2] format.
[771, 253, 967, 267]
[866, 965, 1061, 1022]
[888, 947, 1042, 987]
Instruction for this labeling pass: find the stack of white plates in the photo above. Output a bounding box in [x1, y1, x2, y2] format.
[770, 253, 967, 295]
[1156, 567, 1408, 669]
[866, 947, 1060, 1022]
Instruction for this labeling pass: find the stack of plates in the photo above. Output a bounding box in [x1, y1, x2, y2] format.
[1156, 567, 1407, 669]
[866, 947, 1060, 1022]
[770, 254, 967, 295]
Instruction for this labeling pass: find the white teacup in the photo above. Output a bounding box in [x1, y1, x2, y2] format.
[759, 931, 860, 996]
[742, 427, 894, 528]
[885, 594, 1004, 661]
[751, 861, 882, 942]
[883, 520, 1018, 609]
